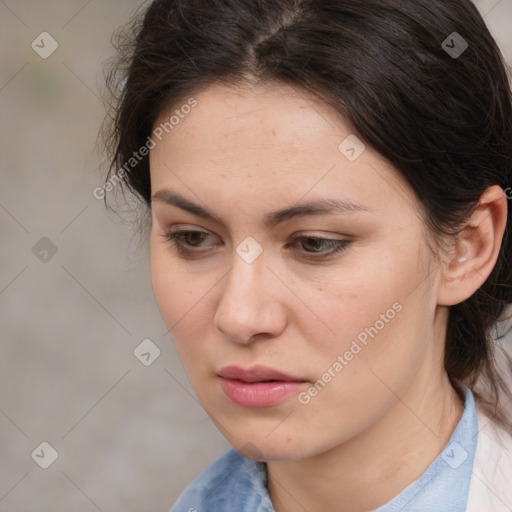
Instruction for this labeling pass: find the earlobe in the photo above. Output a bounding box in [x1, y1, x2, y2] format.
[438, 185, 508, 306]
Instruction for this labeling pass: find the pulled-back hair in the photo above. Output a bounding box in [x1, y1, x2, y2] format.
[102, 0, 512, 429]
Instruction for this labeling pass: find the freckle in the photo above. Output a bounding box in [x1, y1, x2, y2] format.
[272, 129, 276, 135]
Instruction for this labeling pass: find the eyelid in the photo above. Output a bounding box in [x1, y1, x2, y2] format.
[163, 226, 348, 243]
[293, 230, 349, 240]
[162, 228, 351, 259]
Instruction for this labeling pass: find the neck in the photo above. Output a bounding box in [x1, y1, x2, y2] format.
[266, 373, 464, 512]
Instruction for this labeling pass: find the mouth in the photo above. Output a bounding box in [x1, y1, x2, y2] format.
[217, 365, 308, 408]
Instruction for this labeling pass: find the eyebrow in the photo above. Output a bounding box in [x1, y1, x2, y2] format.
[151, 190, 374, 228]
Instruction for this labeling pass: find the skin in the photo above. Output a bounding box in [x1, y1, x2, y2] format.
[148, 81, 507, 511]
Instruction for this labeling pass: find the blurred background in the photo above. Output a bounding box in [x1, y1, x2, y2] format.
[0, 0, 511, 510]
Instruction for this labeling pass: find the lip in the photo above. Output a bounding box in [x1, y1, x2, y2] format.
[218, 364, 303, 382]
[218, 365, 307, 408]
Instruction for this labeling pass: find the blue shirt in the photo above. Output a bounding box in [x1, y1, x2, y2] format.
[171, 385, 478, 512]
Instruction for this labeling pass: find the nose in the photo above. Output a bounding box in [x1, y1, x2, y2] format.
[213, 253, 288, 345]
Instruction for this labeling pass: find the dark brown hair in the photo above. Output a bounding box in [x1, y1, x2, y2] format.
[102, 0, 512, 429]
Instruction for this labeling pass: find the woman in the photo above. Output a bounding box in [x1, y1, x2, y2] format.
[103, 0, 512, 510]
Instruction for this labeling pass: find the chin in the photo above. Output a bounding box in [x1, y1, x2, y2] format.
[232, 434, 313, 462]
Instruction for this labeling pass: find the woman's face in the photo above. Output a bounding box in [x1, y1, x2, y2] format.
[149, 81, 445, 460]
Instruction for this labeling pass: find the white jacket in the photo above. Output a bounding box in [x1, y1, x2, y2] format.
[466, 405, 512, 511]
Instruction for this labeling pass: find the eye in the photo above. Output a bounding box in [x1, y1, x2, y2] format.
[161, 230, 351, 260]
[163, 230, 216, 257]
[288, 235, 350, 259]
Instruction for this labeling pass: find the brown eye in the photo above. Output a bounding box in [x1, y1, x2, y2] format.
[176, 231, 209, 247]
[162, 231, 351, 260]
[289, 236, 350, 259]
[162, 230, 216, 257]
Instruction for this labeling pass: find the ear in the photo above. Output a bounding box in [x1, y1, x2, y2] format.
[437, 185, 508, 306]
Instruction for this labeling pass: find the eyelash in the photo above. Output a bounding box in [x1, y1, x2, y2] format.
[162, 230, 350, 260]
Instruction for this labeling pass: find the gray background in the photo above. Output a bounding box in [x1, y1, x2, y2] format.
[1, 0, 511, 510]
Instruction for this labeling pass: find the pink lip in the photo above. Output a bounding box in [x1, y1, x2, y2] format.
[218, 365, 307, 408]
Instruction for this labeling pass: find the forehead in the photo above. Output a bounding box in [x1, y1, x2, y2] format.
[152, 81, 350, 159]
[149, 81, 417, 223]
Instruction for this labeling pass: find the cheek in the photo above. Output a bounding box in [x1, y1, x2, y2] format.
[149, 237, 215, 356]
[313, 251, 431, 384]
[150, 242, 177, 319]
[306, 242, 431, 382]
[150, 239, 194, 333]
[308, 252, 407, 342]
